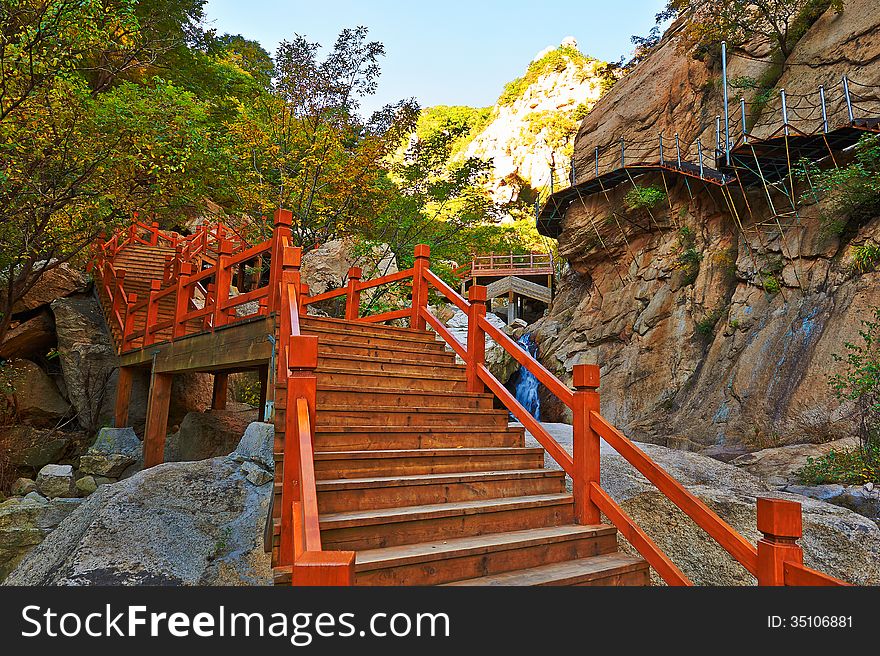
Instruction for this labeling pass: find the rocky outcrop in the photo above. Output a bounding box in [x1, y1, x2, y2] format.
[12, 262, 88, 315]
[5, 360, 71, 427]
[534, 0, 880, 449]
[35, 464, 77, 499]
[301, 239, 398, 297]
[79, 427, 143, 478]
[4, 422, 275, 586]
[518, 422, 880, 585]
[731, 437, 859, 487]
[0, 310, 55, 360]
[1, 425, 74, 474]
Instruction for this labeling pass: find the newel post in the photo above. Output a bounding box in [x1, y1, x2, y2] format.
[572, 364, 601, 525]
[280, 335, 318, 567]
[212, 238, 234, 329]
[150, 221, 160, 246]
[143, 280, 162, 346]
[466, 285, 487, 393]
[345, 267, 362, 320]
[756, 497, 803, 586]
[270, 209, 293, 314]
[410, 244, 430, 330]
[173, 262, 193, 339]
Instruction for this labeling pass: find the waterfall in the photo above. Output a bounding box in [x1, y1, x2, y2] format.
[511, 333, 540, 420]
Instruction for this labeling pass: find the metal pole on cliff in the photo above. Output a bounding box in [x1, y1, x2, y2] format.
[819, 85, 829, 133]
[659, 133, 664, 165]
[843, 75, 854, 124]
[697, 138, 704, 178]
[595, 146, 599, 177]
[675, 132, 681, 168]
[722, 41, 730, 166]
[740, 97, 748, 144]
[780, 89, 789, 135]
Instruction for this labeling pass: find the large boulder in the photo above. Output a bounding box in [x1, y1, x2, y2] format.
[301, 239, 398, 296]
[164, 407, 257, 463]
[731, 437, 860, 488]
[5, 360, 71, 427]
[50, 294, 117, 431]
[518, 422, 880, 585]
[79, 427, 143, 478]
[12, 262, 88, 315]
[0, 496, 82, 581]
[4, 425, 275, 586]
[0, 425, 71, 473]
[0, 310, 55, 360]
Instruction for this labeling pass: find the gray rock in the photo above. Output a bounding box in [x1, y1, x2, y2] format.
[79, 454, 136, 478]
[837, 486, 880, 520]
[516, 422, 880, 585]
[0, 495, 81, 581]
[730, 437, 859, 488]
[4, 457, 271, 586]
[1, 425, 70, 471]
[36, 464, 76, 499]
[5, 360, 71, 427]
[232, 422, 275, 470]
[75, 476, 98, 496]
[240, 461, 273, 487]
[784, 484, 846, 502]
[89, 427, 142, 459]
[165, 409, 256, 463]
[10, 478, 36, 496]
[23, 492, 47, 504]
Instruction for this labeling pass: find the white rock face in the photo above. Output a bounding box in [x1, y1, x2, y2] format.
[462, 42, 605, 205]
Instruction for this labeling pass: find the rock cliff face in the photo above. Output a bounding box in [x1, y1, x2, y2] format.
[533, 0, 880, 452]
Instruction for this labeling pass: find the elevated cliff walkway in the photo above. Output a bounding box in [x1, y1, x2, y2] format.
[91, 214, 849, 587]
[538, 75, 880, 238]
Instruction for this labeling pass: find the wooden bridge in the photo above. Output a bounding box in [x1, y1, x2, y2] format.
[458, 253, 554, 324]
[92, 213, 847, 586]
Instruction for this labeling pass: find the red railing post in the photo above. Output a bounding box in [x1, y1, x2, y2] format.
[466, 285, 487, 393]
[572, 364, 601, 525]
[173, 262, 193, 339]
[410, 244, 430, 330]
[112, 269, 126, 318]
[299, 283, 310, 316]
[756, 497, 803, 586]
[345, 267, 362, 321]
[269, 209, 293, 314]
[280, 334, 318, 566]
[122, 293, 138, 351]
[151, 221, 159, 246]
[212, 238, 233, 329]
[143, 280, 162, 346]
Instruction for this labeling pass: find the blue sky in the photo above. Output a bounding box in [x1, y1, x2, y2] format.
[204, 0, 667, 114]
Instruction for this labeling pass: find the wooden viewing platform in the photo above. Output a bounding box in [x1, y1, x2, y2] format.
[91, 212, 849, 587]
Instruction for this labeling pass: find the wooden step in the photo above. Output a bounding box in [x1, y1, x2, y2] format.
[302, 316, 438, 342]
[317, 386, 495, 410]
[312, 427, 524, 451]
[355, 525, 617, 586]
[319, 493, 574, 551]
[443, 552, 650, 586]
[316, 405, 509, 429]
[303, 325, 447, 351]
[316, 469, 566, 513]
[317, 339, 456, 363]
[318, 355, 465, 377]
[316, 369, 468, 392]
[313, 447, 545, 478]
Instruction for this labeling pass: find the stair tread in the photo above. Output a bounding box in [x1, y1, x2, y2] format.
[314, 447, 540, 459]
[355, 524, 615, 571]
[318, 404, 506, 415]
[321, 493, 573, 528]
[317, 384, 492, 399]
[314, 425, 522, 434]
[443, 552, 648, 586]
[317, 469, 564, 491]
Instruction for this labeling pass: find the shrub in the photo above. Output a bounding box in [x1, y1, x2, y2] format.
[809, 135, 880, 229]
[675, 227, 702, 285]
[696, 307, 724, 337]
[851, 241, 880, 273]
[797, 444, 880, 485]
[761, 274, 781, 294]
[829, 306, 880, 463]
[624, 184, 667, 211]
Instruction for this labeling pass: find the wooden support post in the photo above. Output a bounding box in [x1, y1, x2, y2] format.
[572, 364, 601, 525]
[280, 335, 318, 567]
[466, 285, 487, 393]
[345, 267, 362, 321]
[269, 209, 293, 314]
[293, 551, 356, 586]
[173, 262, 193, 339]
[410, 244, 430, 331]
[507, 290, 516, 325]
[212, 373, 229, 410]
[143, 280, 162, 346]
[143, 372, 173, 468]
[212, 239, 234, 329]
[258, 365, 269, 422]
[114, 366, 134, 428]
[756, 497, 803, 586]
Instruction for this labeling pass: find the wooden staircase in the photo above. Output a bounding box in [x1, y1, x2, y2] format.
[273, 316, 649, 586]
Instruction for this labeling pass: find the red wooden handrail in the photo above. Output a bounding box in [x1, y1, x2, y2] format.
[783, 561, 850, 586]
